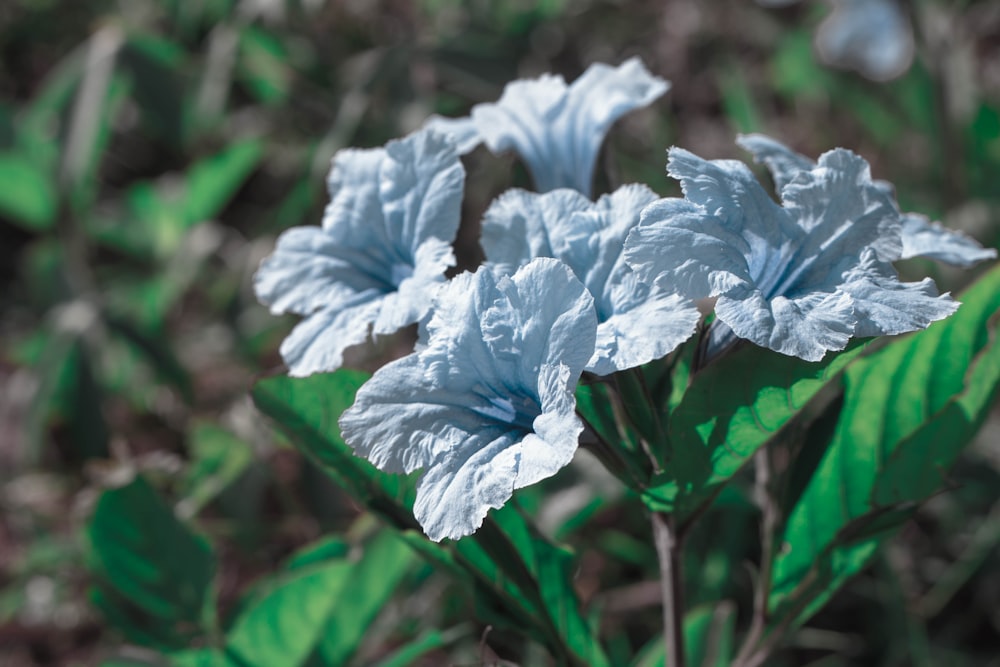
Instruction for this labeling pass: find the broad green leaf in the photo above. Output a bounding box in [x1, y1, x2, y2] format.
[643, 341, 867, 519]
[179, 422, 255, 518]
[0, 153, 56, 230]
[87, 475, 216, 649]
[631, 602, 736, 667]
[305, 531, 417, 667]
[770, 265, 1000, 628]
[225, 559, 353, 667]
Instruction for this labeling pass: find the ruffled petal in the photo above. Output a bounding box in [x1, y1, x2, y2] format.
[279, 298, 382, 377]
[480, 188, 592, 273]
[899, 214, 997, 267]
[431, 58, 667, 196]
[841, 249, 960, 337]
[253, 226, 388, 316]
[716, 286, 856, 362]
[736, 133, 814, 191]
[626, 197, 753, 298]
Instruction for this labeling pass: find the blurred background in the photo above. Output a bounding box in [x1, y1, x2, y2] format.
[1, 0, 999, 665]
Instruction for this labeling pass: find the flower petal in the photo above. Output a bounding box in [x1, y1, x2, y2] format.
[279, 298, 382, 377]
[736, 133, 815, 192]
[431, 58, 667, 196]
[626, 197, 753, 298]
[480, 188, 592, 274]
[716, 286, 856, 362]
[841, 248, 959, 337]
[899, 214, 997, 267]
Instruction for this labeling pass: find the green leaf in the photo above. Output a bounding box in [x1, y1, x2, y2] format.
[251, 369, 416, 527]
[119, 33, 190, 145]
[237, 26, 291, 106]
[183, 139, 261, 226]
[49, 333, 110, 463]
[371, 630, 451, 667]
[87, 475, 216, 649]
[305, 531, 417, 666]
[104, 312, 194, 402]
[770, 265, 1000, 628]
[643, 341, 867, 519]
[0, 152, 57, 230]
[225, 560, 353, 667]
[179, 422, 255, 518]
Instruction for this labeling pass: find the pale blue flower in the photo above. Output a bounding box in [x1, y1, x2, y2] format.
[754, 0, 913, 81]
[625, 143, 960, 361]
[254, 129, 464, 376]
[816, 0, 913, 81]
[339, 258, 597, 541]
[426, 58, 669, 197]
[481, 185, 700, 375]
[738, 134, 997, 267]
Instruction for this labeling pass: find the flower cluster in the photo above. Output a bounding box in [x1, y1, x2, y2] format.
[256, 59, 994, 540]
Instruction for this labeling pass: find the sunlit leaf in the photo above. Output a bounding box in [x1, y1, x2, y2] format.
[770, 264, 1000, 628]
[642, 340, 867, 520]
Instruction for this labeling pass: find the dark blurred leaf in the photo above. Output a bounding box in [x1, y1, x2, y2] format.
[718, 64, 762, 134]
[183, 139, 262, 226]
[103, 312, 194, 402]
[120, 33, 191, 145]
[87, 475, 216, 649]
[770, 264, 1000, 629]
[53, 333, 110, 462]
[179, 422, 255, 517]
[371, 630, 451, 667]
[251, 369, 416, 524]
[237, 26, 291, 106]
[632, 601, 737, 667]
[0, 152, 57, 230]
[284, 535, 351, 572]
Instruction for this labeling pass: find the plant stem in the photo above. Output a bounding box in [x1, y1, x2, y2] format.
[734, 447, 781, 666]
[651, 511, 685, 667]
